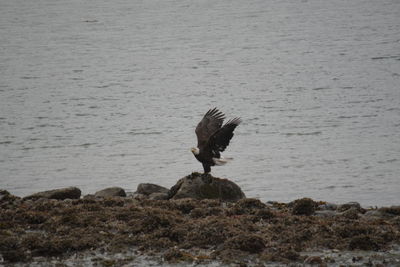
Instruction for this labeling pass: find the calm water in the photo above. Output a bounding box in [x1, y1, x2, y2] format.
[1, 0, 399, 206]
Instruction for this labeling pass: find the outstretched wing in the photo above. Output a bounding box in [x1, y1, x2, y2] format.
[195, 108, 225, 149]
[208, 118, 241, 153]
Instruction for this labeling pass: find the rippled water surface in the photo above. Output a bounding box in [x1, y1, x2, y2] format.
[1, 0, 399, 206]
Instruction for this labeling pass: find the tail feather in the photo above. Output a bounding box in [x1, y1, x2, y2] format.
[213, 156, 233, 166]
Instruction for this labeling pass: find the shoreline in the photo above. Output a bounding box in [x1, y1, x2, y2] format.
[1, 185, 400, 266]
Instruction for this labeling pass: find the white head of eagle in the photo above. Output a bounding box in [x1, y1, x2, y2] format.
[191, 108, 241, 174]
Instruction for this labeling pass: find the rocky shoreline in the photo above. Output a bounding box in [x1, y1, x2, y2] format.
[1, 173, 400, 266]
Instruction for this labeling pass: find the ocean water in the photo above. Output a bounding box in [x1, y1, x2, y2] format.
[1, 0, 399, 206]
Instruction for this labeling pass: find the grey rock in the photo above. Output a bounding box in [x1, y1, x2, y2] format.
[318, 202, 338, 210]
[23, 187, 81, 200]
[315, 210, 337, 218]
[168, 172, 245, 202]
[136, 183, 169, 196]
[94, 187, 126, 197]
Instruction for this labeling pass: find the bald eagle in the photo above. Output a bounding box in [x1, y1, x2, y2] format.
[191, 108, 241, 173]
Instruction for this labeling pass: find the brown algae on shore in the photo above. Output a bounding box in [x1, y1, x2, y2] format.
[0, 189, 400, 265]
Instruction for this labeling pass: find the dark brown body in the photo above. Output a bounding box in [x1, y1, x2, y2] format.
[194, 148, 220, 173]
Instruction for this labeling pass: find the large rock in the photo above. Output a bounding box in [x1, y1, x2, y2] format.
[132, 183, 170, 200]
[136, 183, 169, 195]
[94, 187, 126, 197]
[23, 187, 81, 200]
[168, 172, 245, 202]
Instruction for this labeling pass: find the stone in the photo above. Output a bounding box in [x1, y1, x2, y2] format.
[318, 202, 338, 210]
[168, 172, 245, 202]
[338, 202, 364, 213]
[23, 187, 81, 200]
[136, 183, 169, 196]
[315, 210, 337, 218]
[94, 187, 126, 197]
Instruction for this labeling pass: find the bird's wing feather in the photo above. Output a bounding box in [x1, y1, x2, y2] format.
[195, 108, 225, 148]
[208, 118, 241, 152]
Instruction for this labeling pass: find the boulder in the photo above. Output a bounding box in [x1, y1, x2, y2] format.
[94, 187, 126, 197]
[136, 183, 169, 196]
[168, 172, 245, 202]
[23, 187, 81, 200]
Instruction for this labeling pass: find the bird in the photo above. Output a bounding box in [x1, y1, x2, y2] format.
[191, 108, 241, 174]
